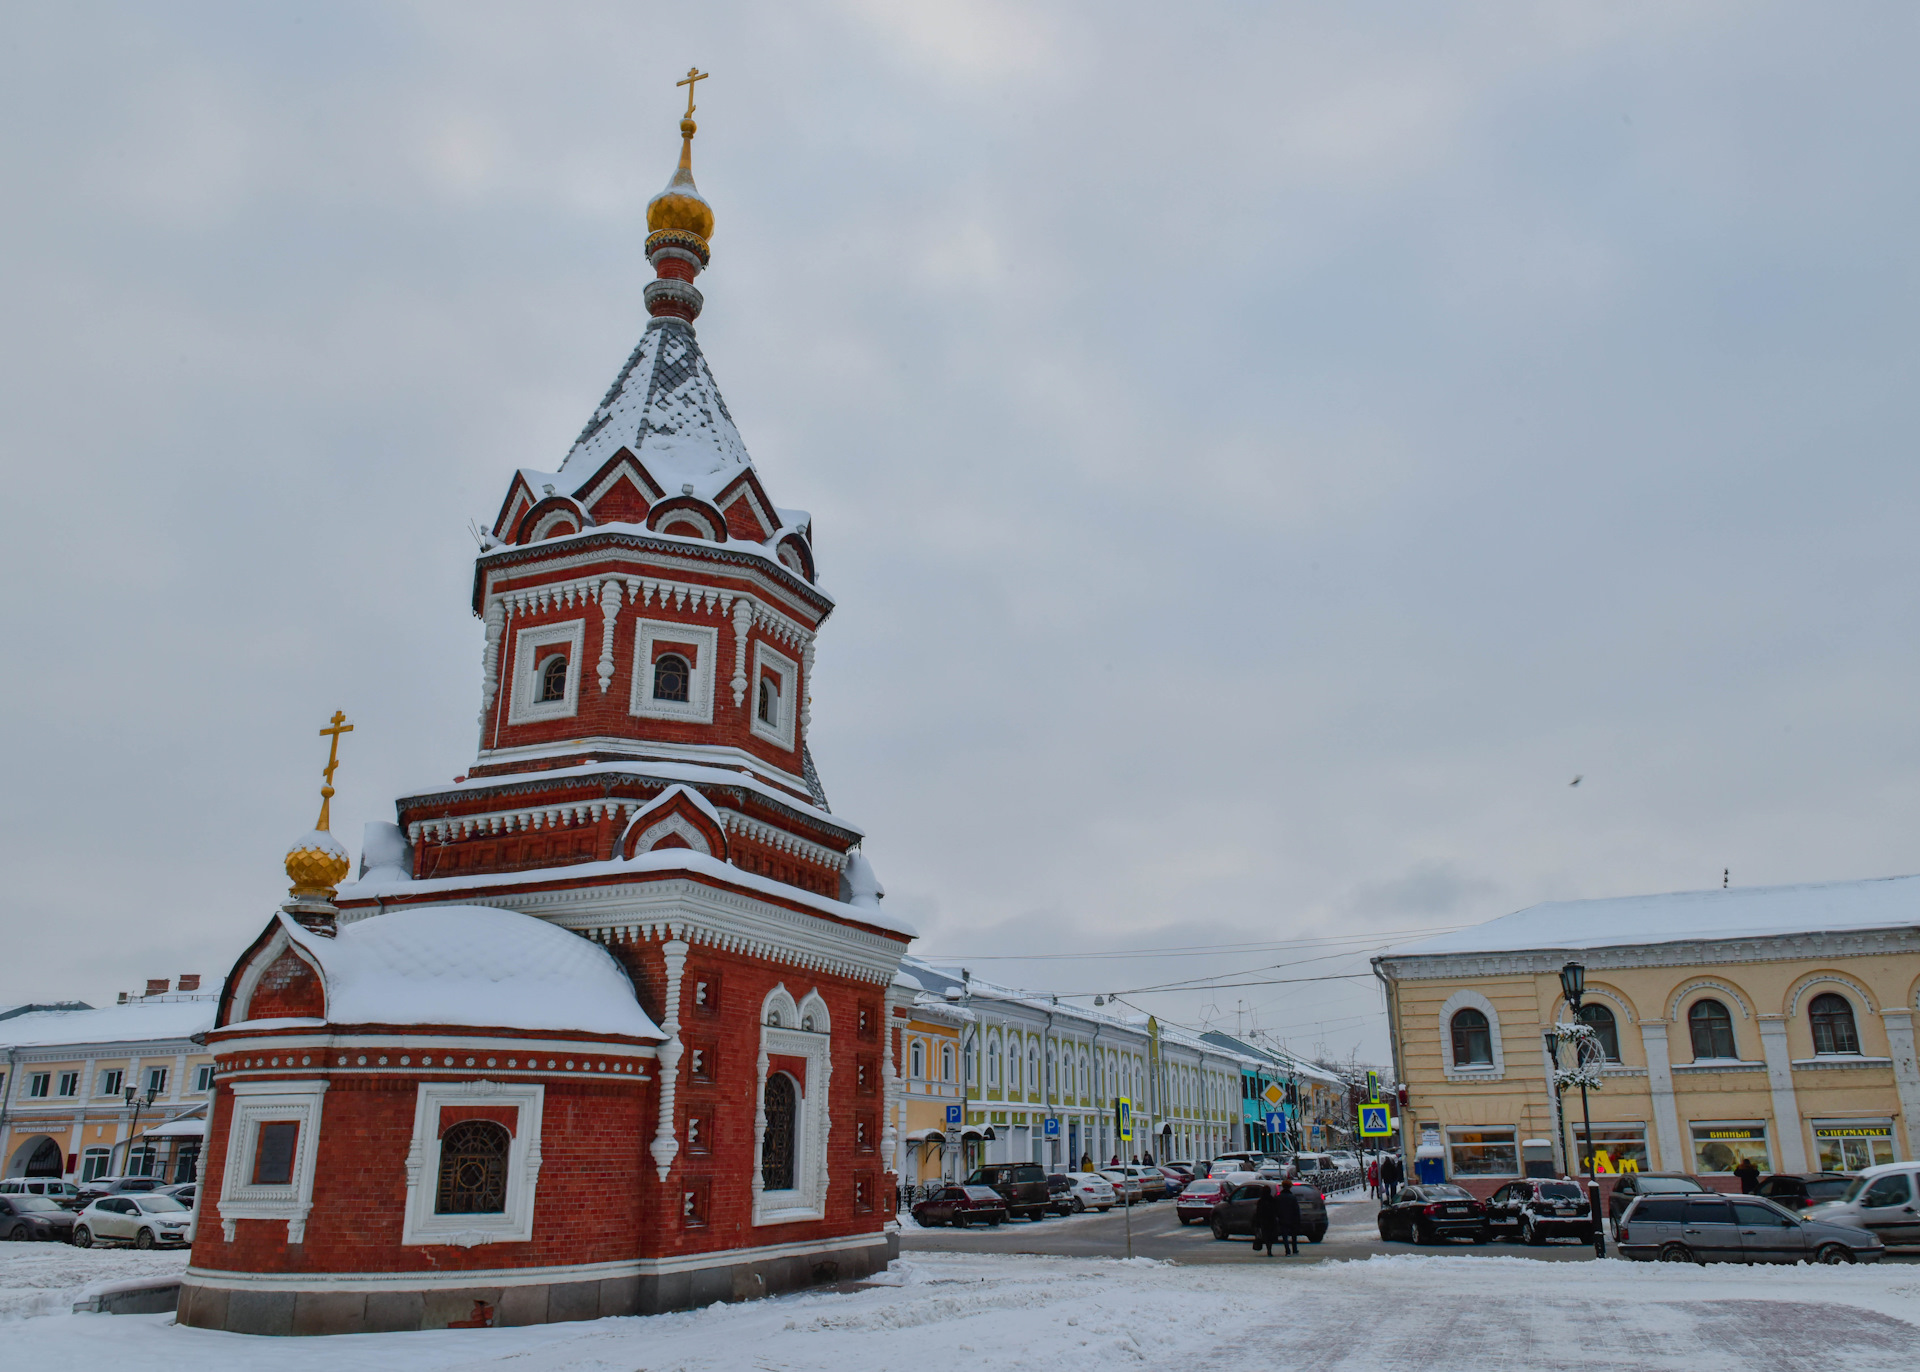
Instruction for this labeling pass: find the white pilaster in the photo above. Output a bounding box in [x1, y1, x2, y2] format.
[1757, 1016, 1808, 1172]
[649, 937, 688, 1181]
[596, 579, 623, 693]
[1881, 1009, 1920, 1161]
[730, 599, 753, 708]
[1640, 1022, 1684, 1171]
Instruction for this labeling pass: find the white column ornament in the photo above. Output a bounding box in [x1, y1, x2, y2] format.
[650, 937, 688, 1181]
[731, 598, 754, 707]
[1639, 1021, 1683, 1170]
[1881, 1010, 1920, 1160]
[801, 636, 816, 734]
[597, 579, 623, 693]
[751, 1043, 770, 1205]
[478, 597, 506, 734]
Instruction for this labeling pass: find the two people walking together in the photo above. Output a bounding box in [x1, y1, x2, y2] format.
[1252, 1179, 1302, 1256]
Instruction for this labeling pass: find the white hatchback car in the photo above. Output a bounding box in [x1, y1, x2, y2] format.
[1059, 1172, 1116, 1213]
[73, 1193, 195, 1249]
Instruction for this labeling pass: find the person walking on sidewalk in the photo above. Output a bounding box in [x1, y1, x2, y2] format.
[1273, 1179, 1303, 1256]
[1252, 1185, 1281, 1256]
[1367, 1158, 1381, 1199]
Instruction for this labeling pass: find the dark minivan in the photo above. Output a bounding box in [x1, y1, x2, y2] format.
[964, 1163, 1051, 1222]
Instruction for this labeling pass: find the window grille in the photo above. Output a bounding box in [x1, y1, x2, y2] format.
[435, 1120, 509, 1215]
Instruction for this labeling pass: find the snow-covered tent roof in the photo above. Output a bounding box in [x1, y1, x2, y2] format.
[1384, 873, 1920, 959]
[244, 906, 664, 1040]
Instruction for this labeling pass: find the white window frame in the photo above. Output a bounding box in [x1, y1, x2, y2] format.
[749, 641, 799, 751]
[1439, 988, 1506, 1080]
[27, 1073, 49, 1098]
[194, 1064, 215, 1093]
[630, 620, 719, 724]
[145, 1067, 168, 1097]
[97, 1069, 123, 1098]
[56, 1072, 79, 1098]
[216, 1079, 329, 1243]
[400, 1079, 546, 1248]
[507, 618, 586, 725]
[753, 985, 833, 1226]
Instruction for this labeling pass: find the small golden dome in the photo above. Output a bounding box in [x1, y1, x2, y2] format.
[646, 118, 714, 243]
[286, 829, 351, 901]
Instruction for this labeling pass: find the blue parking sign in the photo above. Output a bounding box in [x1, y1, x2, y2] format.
[945, 1104, 962, 1125]
[1044, 1117, 1060, 1137]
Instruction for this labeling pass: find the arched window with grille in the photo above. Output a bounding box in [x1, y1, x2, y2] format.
[653, 653, 691, 702]
[1450, 1008, 1493, 1066]
[1808, 992, 1860, 1055]
[761, 1072, 798, 1191]
[538, 655, 569, 703]
[1688, 999, 1737, 1060]
[757, 674, 780, 725]
[1577, 1003, 1621, 1062]
[435, 1120, 509, 1215]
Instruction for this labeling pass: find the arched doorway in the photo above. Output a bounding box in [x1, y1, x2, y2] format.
[7, 1136, 64, 1178]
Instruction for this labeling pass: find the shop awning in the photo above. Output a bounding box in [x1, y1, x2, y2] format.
[140, 1118, 206, 1140]
[905, 1129, 947, 1145]
[958, 1125, 997, 1140]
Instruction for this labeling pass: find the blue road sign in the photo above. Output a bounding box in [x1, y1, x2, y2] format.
[945, 1104, 962, 1125]
[1359, 1104, 1393, 1137]
[1265, 1111, 1284, 1133]
[1043, 1117, 1060, 1137]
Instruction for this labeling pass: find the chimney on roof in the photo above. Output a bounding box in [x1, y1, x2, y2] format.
[117, 991, 128, 1004]
[145, 979, 170, 997]
[177, 974, 201, 992]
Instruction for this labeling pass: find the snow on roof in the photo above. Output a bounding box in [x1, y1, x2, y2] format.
[257, 906, 665, 1040]
[1383, 873, 1920, 960]
[0, 998, 215, 1050]
[559, 317, 753, 504]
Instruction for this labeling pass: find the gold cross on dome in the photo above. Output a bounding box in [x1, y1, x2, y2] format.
[314, 710, 354, 830]
[677, 67, 709, 118]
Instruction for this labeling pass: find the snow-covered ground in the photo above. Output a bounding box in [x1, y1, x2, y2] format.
[6, 1243, 1919, 1370]
[0, 1243, 190, 1322]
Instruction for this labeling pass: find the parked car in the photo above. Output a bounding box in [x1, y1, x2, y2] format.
[1174, 1177, 1231, 1225]
[1124, 1166, 1167, 1201]
[1328, 1151, 1360, 1172]
[0, 1195, 78, 1242]
[1604, 1172, 1706, 1236]
[1617, 1191, 1883, 1265]
[1806, 1162, 1920, 1249]
[1376, 1184, 1489, 1244]
[1098, 1169, 1145, 1205]
[75, 1175, 164, 1202]
[1757, 1173, 1855, 1212]
[1157, 1166, 1191, 1194]
[1290, 1153, 1338, 1178]
[1208, 1179, 1329, 1243]
[0, 1177, 85, 1211]
[72, 1193, 195, 1248]
[910, 1184, 1009, 1228]
[160, 1183, 197, 1208]
[1054, 1172, 1115, 1213]
[963, 1163, 1051, 1222]
[1484, 1178, 1595, 1245]
[1209, 1154, 1277, 1178]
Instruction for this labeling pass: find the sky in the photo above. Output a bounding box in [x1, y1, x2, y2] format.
[2, 2, 1917, 1065]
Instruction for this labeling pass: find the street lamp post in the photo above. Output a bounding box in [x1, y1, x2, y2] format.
[118, 1084, 160, 1178]
[1559, 961, 1606, 1258]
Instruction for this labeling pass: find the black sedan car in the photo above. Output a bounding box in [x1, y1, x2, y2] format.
[1485, 1179, 1595, 1245]
[910, 1184, 1009, 1227]
[0, 1195, 78, 1242]
[1755, 1172, 1854, 1212]
[1208, 1180, 1329, 1243]
[1376, 1184, 1489, 1244]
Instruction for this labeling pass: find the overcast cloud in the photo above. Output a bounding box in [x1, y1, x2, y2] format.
[3, 1, 1917, 1063]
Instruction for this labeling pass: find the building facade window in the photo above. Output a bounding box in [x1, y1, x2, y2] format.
[1687, 1000, 1737, 1059]
[1574, 1122, 1648, 1174]
[145, 1067, 168, 1097]
[1807, 993, 1860, 1055]
[1449, 1009, 1493, 1066]
[757, 673, 780, 726]
[654, 653, 691, 702]
[56, 1072, 79, 1097]
[435, 1120, 509, 1215]
[1813, 1122, 1894, 1172]
[1577, 1004, 1621, 1062]
[98, 1070, 122, 1097]
[194, 1064, 215, 1092]
[761, 1072, 798, 1191]
[27, 1073, 50, 1099]
[538, 654, 569, 702]
[1446, 1127, 1519, 1177]
[911, 1040, 925, 1079]
[81, 1148, 111, 1182]
[942, 1044, 953, 1082]
[1691, 1122, 1768, 1174]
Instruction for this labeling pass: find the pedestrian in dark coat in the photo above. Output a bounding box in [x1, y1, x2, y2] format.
[1252, 1185, 1281, 1256]
[1273, 1180, 1302, 1255]
[1734, 1157, 1761, 1194]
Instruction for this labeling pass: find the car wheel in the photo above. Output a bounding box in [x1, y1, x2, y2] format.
[1814, 1243, 1856, 1266]
[1072, 1197, 1086, 1213]
[988, 1217, 1003, 1227]
[134, 1228, 156, 1250]
[1471, 1228, 1489, 1245]
[1308, 1227, 1325, 1244]
[1413, 1222, 1432, 1246]
[1210, 1217, 1228, 1241]
[5, 1223, 28, 1242]
[72, 1226, 93, 1249]
[1029, 1210, 1044, 1222]
[1522, 1218, 1545, 1247]
[1378, 1221, 1391, 1240]
[1658, 1243, 1697, 1265]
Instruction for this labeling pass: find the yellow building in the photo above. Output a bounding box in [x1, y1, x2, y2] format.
[891, 979, 969, 1184]
[0, 979, 218, 1184]
[1374, 877, 1920, 1184]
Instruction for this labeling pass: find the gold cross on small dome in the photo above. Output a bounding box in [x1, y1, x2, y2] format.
[676, 67, 709, 118]
[315, 710, 354, 831]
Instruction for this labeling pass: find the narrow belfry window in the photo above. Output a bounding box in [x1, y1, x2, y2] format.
[1450, 1008, 1492, 1066]
[1688, 999, 1737, 1060]
[436, 1120, 509, 1215]
[1809, 993, 1860, 1055]
[539, 654, 569, 702]
[762, 1073, 797, 1191]
[758, 674, 780, 725]
[654, 653, 691, 702]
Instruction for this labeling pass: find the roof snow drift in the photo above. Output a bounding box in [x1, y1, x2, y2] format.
[260, 905, 664, 1040]
[0, 999, 214, 1049]
[1385, 873, 1920, 959]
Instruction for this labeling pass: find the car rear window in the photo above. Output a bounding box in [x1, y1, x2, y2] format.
[1805, 1178, 1850, 1200]
[135, 1195, 188, 1213]
[1422, 1185, 1472, 1199]
[1635, 1177, 1704, 1194]
[1538, 1183, 1582, 1200]
[1631, 1197, 1688, 1222]
[1184, 1180, 1222, 1194]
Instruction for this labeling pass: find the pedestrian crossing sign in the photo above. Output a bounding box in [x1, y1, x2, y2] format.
[1116, 1097, 1133, 1142]
[1359, 1104, 1392, 1137]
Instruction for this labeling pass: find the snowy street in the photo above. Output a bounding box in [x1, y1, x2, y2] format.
[7, 1241, 1920, 1371]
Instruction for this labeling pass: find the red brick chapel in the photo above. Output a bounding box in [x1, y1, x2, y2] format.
[179, 87, 917, 1336]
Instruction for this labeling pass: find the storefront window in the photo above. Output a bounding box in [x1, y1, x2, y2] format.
[1814, 1123, 1894, 1172]
[1446, 1127, 1519, 1176]
[1690, 1122, 1769, 1174]
[1575, 1123, 1649, 1174]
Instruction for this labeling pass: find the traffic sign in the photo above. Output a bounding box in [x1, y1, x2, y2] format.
[1043, 1117, 1060, 1137]
[1359, 1104, 1392, 1137]
[1261, 1083, 1284, 1109]
[1265, 1111, 1284, 1133]
[1116, 1097, 1133, 1142]
[945, 1104, 962, 1125]
[1366, 1070, 1380, 1100]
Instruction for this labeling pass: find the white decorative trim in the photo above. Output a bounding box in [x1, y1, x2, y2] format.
[529, 507, 586, 541]
[400, 1080, 545, 1248]
[731, 599, 753, 708]
[1377, 925, 1920, 982]
[1672, 1059, 1766, 1073]
[629, 620, 719, 724]
[753, 983, 832, 1226]
[1437, 988, 1505, 1080]
[228, 925, 321, 1026]
[653, 505, 721, 541]
[1784, 972, 1878, 1018]
[216, 1079, 329, 1244]
[408, 799, 639, 844]
[578, 457, 660, 514]
[463, 737, 816, 799]
[507, 619, 586, 726]
[1790, 1055, 1892, 1070]
[1669, 978, 1753, 1028]
[650, 939, 687, 1181]
[749, 641, 799, 752]
[719, 811, 848, 872]
[1757, 1017, 1808, 1171]
[631, 812, 714, 857]
[478, 598, 505, 734]
[801, 637, 815, 735]
[596, 579, 623, 693]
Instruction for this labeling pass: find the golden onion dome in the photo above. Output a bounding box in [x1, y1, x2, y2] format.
[646, 118, 714, 243]
[286, 829, 351, 901]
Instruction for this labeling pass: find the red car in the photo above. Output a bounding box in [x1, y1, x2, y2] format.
[1174, 1177, 1230, 1225]
[911, 1184, 1009, 1227]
